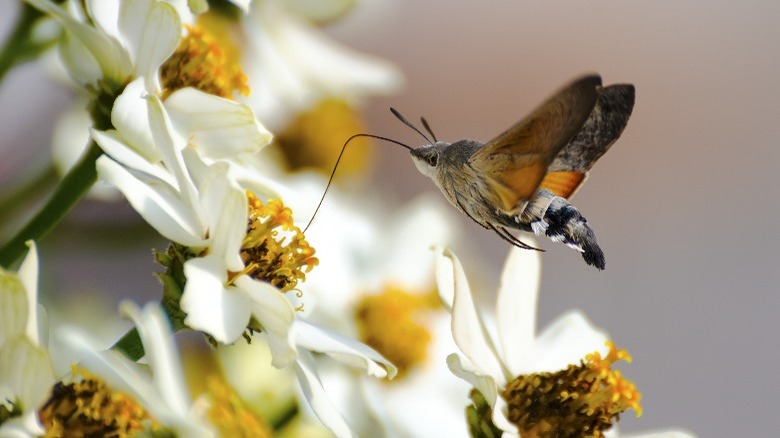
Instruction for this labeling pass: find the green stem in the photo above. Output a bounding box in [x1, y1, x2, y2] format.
[0, 3, 56, 83]
[112, 327, 145, 362]
[270, 401, 300, 432]
[0, 142, 102, 267]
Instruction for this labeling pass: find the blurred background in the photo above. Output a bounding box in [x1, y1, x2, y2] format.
[2, 0, 779, 436]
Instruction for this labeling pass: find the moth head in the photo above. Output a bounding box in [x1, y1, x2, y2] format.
[410, 143, 445, 179]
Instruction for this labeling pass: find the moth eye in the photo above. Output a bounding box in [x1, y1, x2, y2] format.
[426, 153, 438, 167]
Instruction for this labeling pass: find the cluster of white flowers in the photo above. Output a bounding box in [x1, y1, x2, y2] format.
[0, 1, 695, 437]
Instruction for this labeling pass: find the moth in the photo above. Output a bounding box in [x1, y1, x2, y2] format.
[401, 74, 635, 270]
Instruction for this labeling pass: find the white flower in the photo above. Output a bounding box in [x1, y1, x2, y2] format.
[59, 301, 216, 436]
[25, 0, 182, 92]
[0, 242, 55, 437]
[240, 0, 403, 129]
[435, 243, 611, 435]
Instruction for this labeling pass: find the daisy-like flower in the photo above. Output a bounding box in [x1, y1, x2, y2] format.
[434, 244, 696, 438]
[59, 301, 216, 436]
[0, 242, 55, 437]
[436, 244, 634, 437]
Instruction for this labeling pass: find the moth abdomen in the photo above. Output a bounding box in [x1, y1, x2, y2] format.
[520, 189, 605, 270]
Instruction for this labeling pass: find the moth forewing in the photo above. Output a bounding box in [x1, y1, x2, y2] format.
[468, 74, 602, 208]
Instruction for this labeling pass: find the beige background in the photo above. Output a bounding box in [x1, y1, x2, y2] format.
[2, 1, 779, 436]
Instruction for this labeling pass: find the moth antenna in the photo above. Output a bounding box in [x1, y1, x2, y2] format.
[420, 117, 438, 142]
[303, 133, 413, 233]
[390, 107, 432, 144]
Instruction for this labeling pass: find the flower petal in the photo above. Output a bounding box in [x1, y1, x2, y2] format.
[181, 256, 253, 344]
[96, 156, 206, 246]
[435, 247, 506, 382]
[0, 337, 54, 410]
[109, 78, 159, 162]
[294, 350, 355, 438]
[17, 242, 40, 345]
[496, 244, 542, 375]
[198, 163, 246, 272]
[119, 0, 182, 92]
[0, 269, 28, 346]
[120, 302, 190, 419]
[235, 276, 296, 367]
[294, 318, 396, 379]
[91, 128, 171, 184]
[25, 0, 132, 84]
[533, 310, 610, 373]
[165, 88, 273, 159]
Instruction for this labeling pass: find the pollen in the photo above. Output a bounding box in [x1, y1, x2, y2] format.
[38, 368, 155, 437]
[354, 286, 440, 379]
[161, 14, 249, 100]
[206, 375, 273, 438]
[274, 99, 373, 175]
[498, 342, 642, 437]
[241, 194, 318, 293]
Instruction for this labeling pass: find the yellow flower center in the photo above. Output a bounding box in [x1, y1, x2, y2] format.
[498, 342, 642, 438]
[38, 369, 154, 437]
[161, 13, 249, 100]
[354, 286, 440, 379]
[240, 194, 318, 294]
[274, 99, 374, 175]
[206, 375, 273, 437]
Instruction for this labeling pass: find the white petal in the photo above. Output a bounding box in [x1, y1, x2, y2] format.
[0, 270, 28, 346]
[181, 256, 252, 344]
[146, 95, 201, 214]
[433, 245, 455, 311]
[496, 244, 541, 375]
[52, 99, 94, 175]
[96, 156, 206, 246]
[437, 247, 506, 382]
[0, 337, 54, 410]
[26, 0, 132, 84]
[109, 78, 159, 161]
[294, 318, 396, 379]
[533, 310, 610, 373]
[120, 302, 190, 419]
[235, 276, 296, 367]
[165, 88, 273, 159]
[198, 164, 246, 272]
[294, 351, 355, 438]
[119, 0, 182, 92]
[57, 32, 103, 89]
[86, 0, 120, 41]
[91, 129, 172, 184]
[446, 353, 497, 410]
[17, 242, 40, 345]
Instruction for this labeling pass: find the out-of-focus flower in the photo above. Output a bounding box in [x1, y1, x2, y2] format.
[59, 301, 216, 436]
[239, 0, 403, 130]
[0, 242, 55, 437]
[434, 244, 642, 437]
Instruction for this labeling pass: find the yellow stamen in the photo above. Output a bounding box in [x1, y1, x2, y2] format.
[38, 368, 155, 437]
[241, 194, 318, 293]
[206, 375, 273, 437]
[354, 286, 440, 379]
[274, 99, 374, 175]
[161, 14, 249, 99]
[498, 342, 642, 438]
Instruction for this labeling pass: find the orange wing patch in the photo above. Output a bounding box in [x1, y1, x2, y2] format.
[486, 162, 548, 212]
[540, 171, 586, 199]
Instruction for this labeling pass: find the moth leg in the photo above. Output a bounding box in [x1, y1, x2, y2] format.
[455, 197, 490, 230]
[488, 223, 544, 252]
